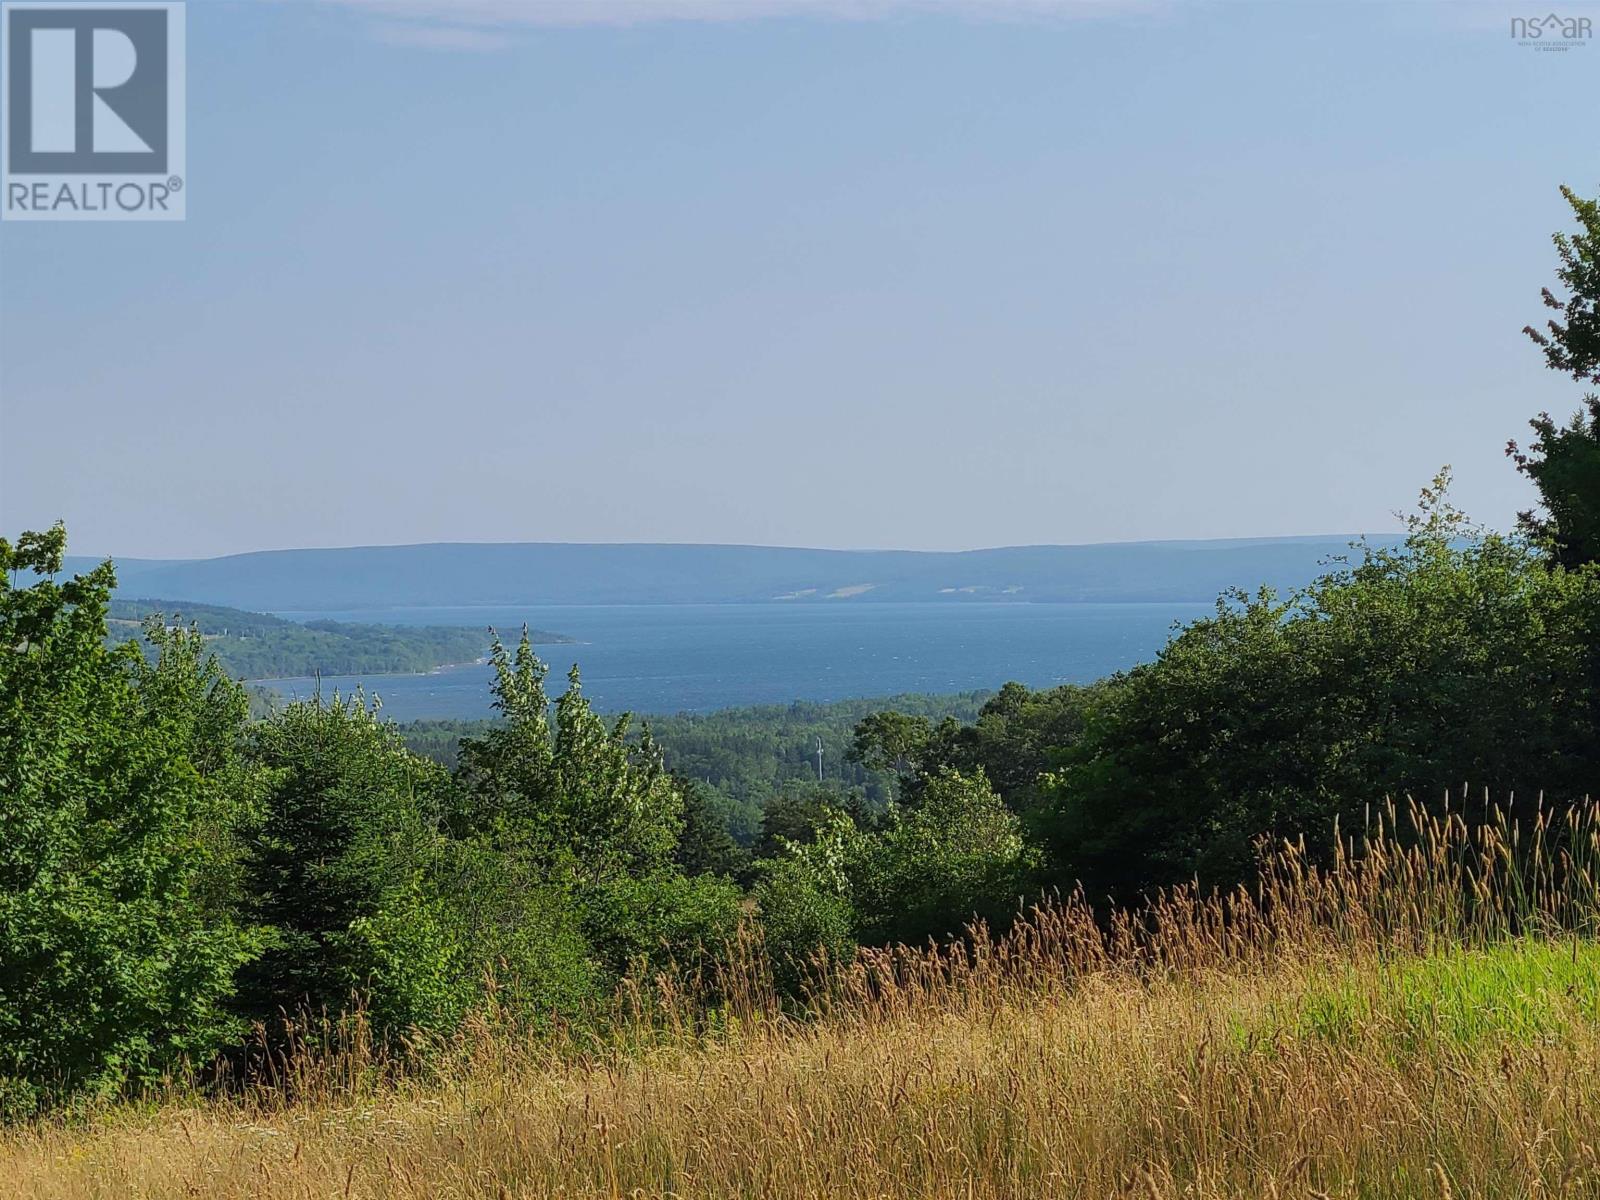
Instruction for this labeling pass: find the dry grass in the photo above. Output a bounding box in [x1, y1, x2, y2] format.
[10, 798, 1600, 1199]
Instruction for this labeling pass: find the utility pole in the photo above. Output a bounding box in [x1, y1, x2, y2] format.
[815, 736, 824, 783]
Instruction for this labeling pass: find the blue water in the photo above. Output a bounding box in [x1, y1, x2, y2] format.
[258, 602, 1211, 720]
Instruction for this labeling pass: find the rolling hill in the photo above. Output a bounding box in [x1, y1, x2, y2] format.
[104, 598, 572, 679]
[64, 535, 1401, 611]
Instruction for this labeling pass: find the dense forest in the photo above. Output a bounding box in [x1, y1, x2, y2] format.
[105, 598, 571, 680]
[396, 691, 991, 847]
[6, 187, 1600, 1116]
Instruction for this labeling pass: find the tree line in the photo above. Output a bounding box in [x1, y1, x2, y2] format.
[105, 598, 571, 680]
[6, 185, 1600, 1114]
[396, 690, 991, 849]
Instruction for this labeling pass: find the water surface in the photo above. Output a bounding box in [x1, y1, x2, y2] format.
[258, 601, 1210, 719]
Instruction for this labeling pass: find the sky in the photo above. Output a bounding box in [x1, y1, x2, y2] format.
[0, 0, 1596, 559]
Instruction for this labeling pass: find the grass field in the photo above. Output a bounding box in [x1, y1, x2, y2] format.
[9, 801, 1600, 1199]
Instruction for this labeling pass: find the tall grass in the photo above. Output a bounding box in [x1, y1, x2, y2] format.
[10, 795, 1600, 1199]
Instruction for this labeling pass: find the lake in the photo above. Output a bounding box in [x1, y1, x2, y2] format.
[257, 601, 1213, 720]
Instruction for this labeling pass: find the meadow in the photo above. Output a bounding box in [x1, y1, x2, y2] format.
[10, 798, 1600, 1200]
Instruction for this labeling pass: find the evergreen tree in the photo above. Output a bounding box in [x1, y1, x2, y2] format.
[673, 777, 752, 882]
[235, 695, 447, 1027]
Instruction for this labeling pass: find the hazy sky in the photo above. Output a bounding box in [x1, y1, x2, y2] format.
[1, 0, 1595, 558]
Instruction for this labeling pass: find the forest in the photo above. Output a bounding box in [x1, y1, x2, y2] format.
[395, 690, 992, 848]
[6, 185, 1600, 1151]
[104, 597, 570, 679]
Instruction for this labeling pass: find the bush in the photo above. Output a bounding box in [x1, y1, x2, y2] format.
[849, 769, 1033, 946]
[340, 857, 598, 1034]
[754, 854, 856, 997]
[580, 868, 745, 981]
[421, 839, 600, 1025]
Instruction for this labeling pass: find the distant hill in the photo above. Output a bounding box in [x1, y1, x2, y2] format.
[65, 536, 1402, 611]
[105, 598, 572, 680]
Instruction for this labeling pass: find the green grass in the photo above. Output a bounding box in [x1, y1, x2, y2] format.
[1236, 940, 1600, 1054]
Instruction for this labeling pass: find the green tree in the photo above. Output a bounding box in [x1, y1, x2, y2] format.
[1040, 474, 1600, 900]
[1508, 400, 1600, 569]
[453, 634, 682, 880]
[1513, 185, 1600, 567]
[855, 682, 1104, 813]
[452, 634, 738, 981]
[848, 769, 1033, 946]
[673, 777, 752, 882]
[0, 527, 260, 1109]
[946, 682, 1099, 807]
[236, 695, 448, 1029]
[1525, 185, 1600, 384]
[755, 784, 853, 860]
[754, 769, 1031, 976]
[848, 710, 936, 781]
[753, 808, 859, 995]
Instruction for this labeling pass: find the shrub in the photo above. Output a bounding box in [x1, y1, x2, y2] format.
[580, 868, 744, 982]
[754, 854, 856, 997]
[849, 768, 1033, 946]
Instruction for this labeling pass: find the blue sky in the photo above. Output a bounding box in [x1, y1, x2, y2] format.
[0, 0, 1595, 558]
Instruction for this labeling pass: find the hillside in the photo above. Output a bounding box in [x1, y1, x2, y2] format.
[11, 804, 1599, 1199]
[106, 598, 572, 680]
[66, 535, 1401, 610]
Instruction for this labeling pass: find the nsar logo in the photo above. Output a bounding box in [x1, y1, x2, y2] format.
[1510, 12, 1592, 50]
